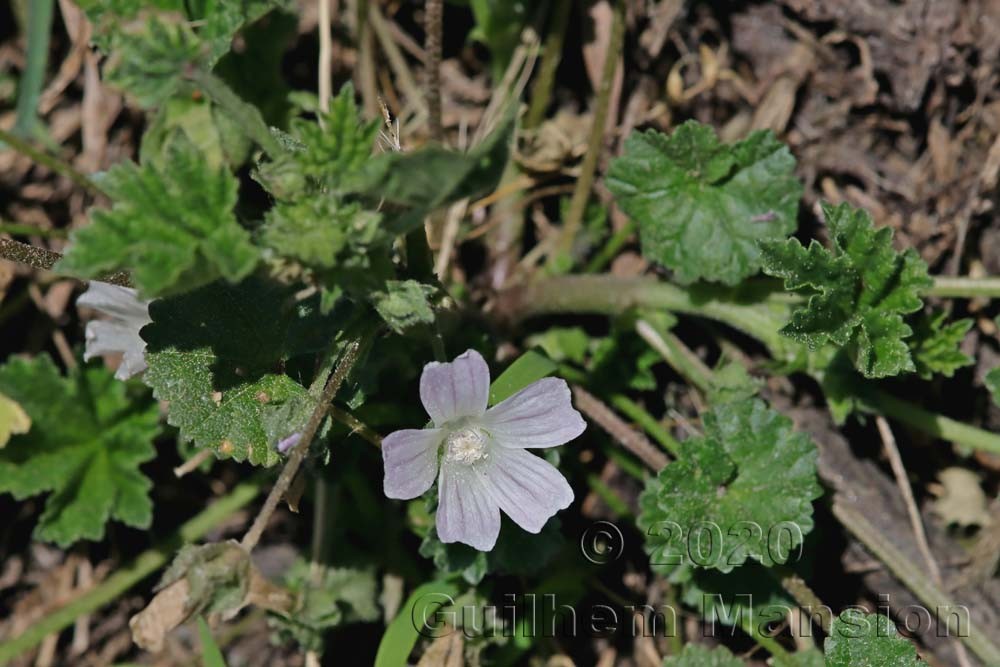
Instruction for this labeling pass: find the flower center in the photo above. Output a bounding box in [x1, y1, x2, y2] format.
[444, 426, 488, 464]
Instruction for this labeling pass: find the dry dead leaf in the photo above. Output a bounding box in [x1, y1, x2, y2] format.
[416, 632, 464, 667]
[930, 467, 993, 528]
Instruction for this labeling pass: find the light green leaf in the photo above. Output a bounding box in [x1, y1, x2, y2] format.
[142, 277, 340, 466]
[761, 202, 932, 378]
[988, 317, 1000, 404]
[0, 391, 30, 448]
[0, 356, 161, 546]
[375, 580, 460, 667]
[607, 121, 802, 285]
[262, 196, 387, 271]
[707, 359, 763, 405]
[908, 310, 973, 379]
[57, 134, 258, 299]
[824, 609, 921, 666]
[371, 280, 437, 334]
[345, 114, 515, 234]
[638, 398, 821, 574]
[661, 644, 744, 666]
[488, 350, 558, 405]
[81, 0, 285, 66]
[197, 617, 227, 667]
[254, 83, 380, 199]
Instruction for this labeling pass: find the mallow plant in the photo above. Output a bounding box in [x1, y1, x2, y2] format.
[1, 2, 999, 666]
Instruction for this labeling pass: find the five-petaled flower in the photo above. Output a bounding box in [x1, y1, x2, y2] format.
[76, 281, 153, 380]
[382, 350, 586, 551]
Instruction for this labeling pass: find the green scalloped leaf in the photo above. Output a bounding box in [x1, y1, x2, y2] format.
[0, 357, 161, 546]
[57, 133, 258, 299]
[638, 398, 821, 574]
[761, 202, 932, 378]
[908, 310, 973, 380]
[142, 277, 341, 466]
[824, 610, 921, 666]
[607, 121, 801, 285]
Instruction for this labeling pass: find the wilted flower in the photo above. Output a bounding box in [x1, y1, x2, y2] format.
[277, 432, 302, 455]
[382, 350, 586, 551]
[76, 281, 152, 380]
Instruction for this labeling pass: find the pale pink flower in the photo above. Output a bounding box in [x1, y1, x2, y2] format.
[382, 350, 586, 551]
[77, 281, 152, 380]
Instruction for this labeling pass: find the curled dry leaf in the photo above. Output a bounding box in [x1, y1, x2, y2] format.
[129, 541, 293, 652]
[0, 391, 31, 448]
[930, 467, 993, 529]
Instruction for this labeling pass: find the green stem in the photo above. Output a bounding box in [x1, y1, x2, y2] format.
[559, 361, 681, 455]
[736, 614, 796, 667]
[860, 388, 1000, 455]
[585, 219, 636, 273]
[773, 568, 832, 633]
[608, 394, 681, 456]
[832, 502, 1000, 666]
[636, 317, 713, 393]
[585, 474, 632, 518]
[602, 445, 646, 481]
[511, 276, 789, 353]
[0, 127, 102, 194]
[0, 222, 66, 239]
[187, 69, 282, 158]
[524, 0, 572, 129]
[241, 337, 364, 551]
[928, 276, 1000, 299]
[12, 0, 53, 139]
[550, 0, 624, 264]
[0, 479, 263, 665]
[509, 275, 1000, 454]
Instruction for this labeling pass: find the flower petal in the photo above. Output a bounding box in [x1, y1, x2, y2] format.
[382, 428, 444, 499]
[419, 349, 490, 426]
[482, 377, 586, 448]
[436, 462, 500, 551]
[77, 282, 151, 324]
[483, 446, 573, 533]
[84, 321, 149, 380]
[78, 282, 152, 380]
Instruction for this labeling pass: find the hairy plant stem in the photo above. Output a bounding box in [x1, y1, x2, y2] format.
[0, 238, 131, 287]
[424, 0, 444, 142]
[773, 568, 833, 633]
[505, 275, 1000, 454]
[736, 614, 796, 667]
[0, 479, 263, 664]
[240, 338, 363, 551]
[832, 502, 1000, 665]
[550, 0, 624, 264]
[0, 127, 103, 194]
[585, 219, 636, 273]
[927, 276, 1000, 298]
[12, 0, 53, 138]
[524, 0, 572, 129]
[0, 221, 67, 239]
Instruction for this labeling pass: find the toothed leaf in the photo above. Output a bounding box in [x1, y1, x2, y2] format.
[607, 121, 802, 285]
[761, 202, 932, 378]
[142, 277, 340, 466]
[824, 610, 921, 666]
[638, 398, 821, 574]
[908, 311, 973, 379]
[0, 356, 161, 546]
[57, 134, 259, 299]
